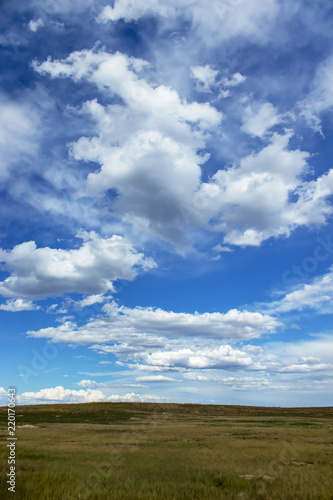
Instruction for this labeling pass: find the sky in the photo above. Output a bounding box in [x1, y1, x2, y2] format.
[0, 0, 333, 407]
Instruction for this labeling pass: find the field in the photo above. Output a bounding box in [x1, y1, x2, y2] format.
[0, 402, 332, 499]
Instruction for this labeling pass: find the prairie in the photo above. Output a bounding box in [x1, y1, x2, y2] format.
[0, 402, 332, 499]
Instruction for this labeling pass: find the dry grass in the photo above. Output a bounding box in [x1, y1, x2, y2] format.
[0, 403, 332, 499]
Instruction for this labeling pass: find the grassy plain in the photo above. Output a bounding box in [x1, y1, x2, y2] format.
[0, 402, 332, 499]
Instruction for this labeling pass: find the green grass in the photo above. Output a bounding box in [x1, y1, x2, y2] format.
[0, 403, 332, 499]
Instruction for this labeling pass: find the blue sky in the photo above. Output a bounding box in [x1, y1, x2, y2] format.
[0, 0, 333, 407]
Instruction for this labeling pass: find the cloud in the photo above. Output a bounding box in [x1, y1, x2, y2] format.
[135, 375, 179, 382]
[26, 301, 281, 372]
[77, 379, 107, 388]
[28, 18, 44, 32]
[0, 231, 156, 300]
[34, 49, 221, 246]
[28, 300, 281, 345]
[270, 266, 333, 313]
[190, 64, 219, 92]
[183, 372, 272, 391]
[33, 49, 333, 249]
[97, 0, 280, 45]
[77, 294, 108, 308]
[212, 244, 233, 253]
[97, 0, 169, 23]
[0, 299, 40, 312]
[259, 335, 333, 375]
[0, 94, 40, 179]
[140, 345, 253, 370]
[222, 72, 246, 87]
[196, 133, 333, 246]
[300, 54, 333, 132]
[107, 392, 164, 402]
[20, 386, 106, 404]
[17, 384, 165, 405]
[241, 102, 282, 138]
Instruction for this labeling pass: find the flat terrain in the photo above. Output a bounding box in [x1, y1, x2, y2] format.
[0, 402, 332, 499]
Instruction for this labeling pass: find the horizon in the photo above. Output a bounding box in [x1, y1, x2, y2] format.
[1, 0, 333, 408]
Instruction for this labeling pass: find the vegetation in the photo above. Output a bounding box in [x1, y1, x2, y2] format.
[0, 402, 332, 499]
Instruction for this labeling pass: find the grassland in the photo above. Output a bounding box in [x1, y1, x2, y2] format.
[0, 402, 332, 499]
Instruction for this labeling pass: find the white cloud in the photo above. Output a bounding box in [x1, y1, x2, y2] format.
[222, 72, 246, 87]
[212, 244, 233, 253]
[77, 379, 107, 388]
[28, 300, 280, 345]
[141, 345, 253, 370]
[271, 266, 333, 313]
[196, 133, 333, 246]
[135, 375, 179, 382]
[124, 364, 172, 372]
[0, 94, 40, 179]
[78, 294, 108, 308]
[241, 102, 281, 138]
[300, 54, 333, 132]
[0, 299, 40, 312]
[183, 372, 272, 391]
[260, 335, 333, 375]
[26, 301, 281, 372]
[0, 231, 155, 300]
[0, 388, 7, 406]
[98, 0, 169, 23]
[97, 0, 280, 45]
[34, 49, 221, 246]
[28, 18, 44, 32]
[107, 392, 164, 402]
[33, 50, 333, 250]
[190, 65, 219, 92]
[20, 386, 106, 404]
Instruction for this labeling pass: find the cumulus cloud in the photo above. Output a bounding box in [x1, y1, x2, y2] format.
[28, 300, 281, 344]
[33, 49, 333, 249]
[107, 392, 164, 402]
[77, 379, 107, 388]
[26, 301, 281, 372]
[241, 102, 281, 138]
[34, 49, 221, 245]
[20, 386, 106, 404]
[195, 133, 333, 246]
[0, 299, 40, 312]
[0, 231, 155, 300]
[140, 345, 253, 370]
[16, 384, 165, 405]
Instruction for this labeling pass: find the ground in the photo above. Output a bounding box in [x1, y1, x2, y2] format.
[0, 403, 332, 499]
